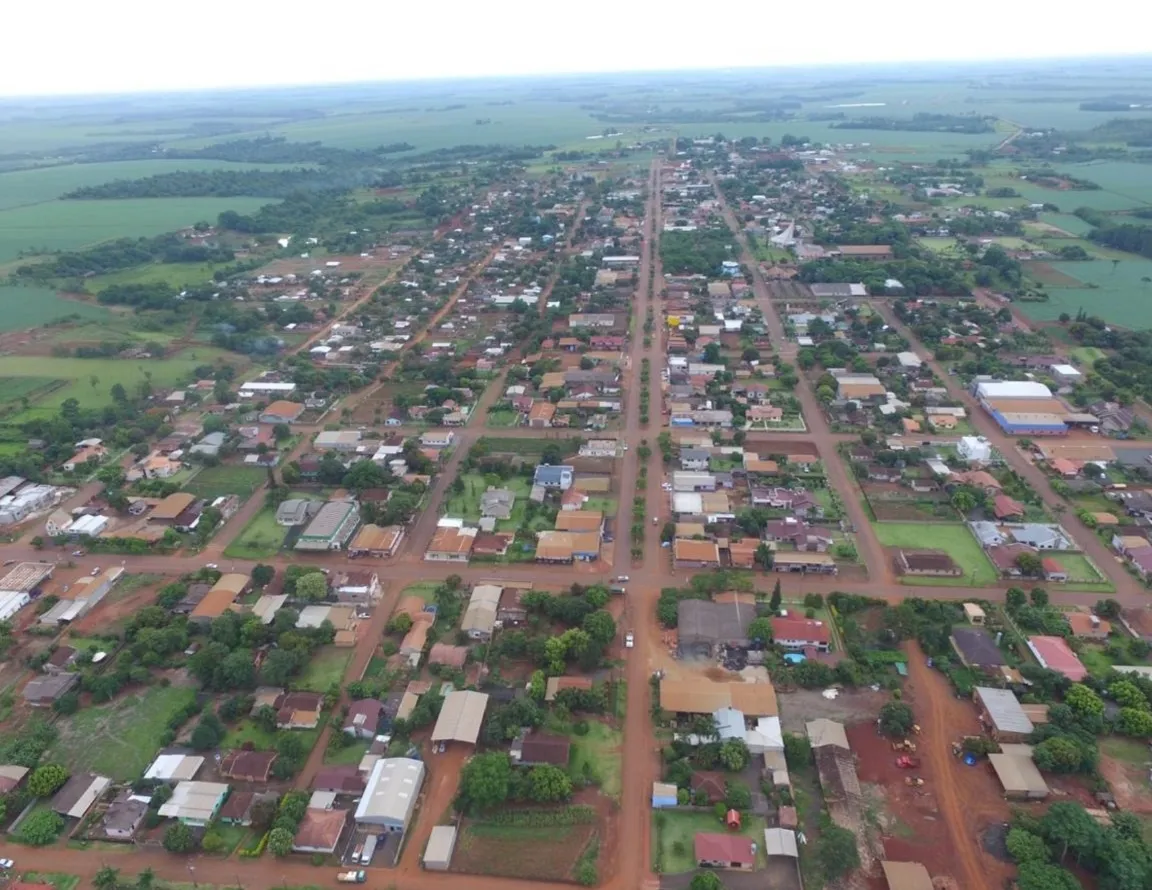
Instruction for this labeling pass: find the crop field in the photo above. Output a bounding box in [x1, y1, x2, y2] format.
[1039, 212, 1096, 236]
[453, 807, 600, 881]
[1018, 258, 1152, 327]
[184, 464, 267, 501]
[874, 522, 999, 586]
[48, 683, 198, 780]
[0, 196, 270, 262]
[1049, 161, 1152, 207]
[0, 350, 240, 419]
[0, 285, 112, 332]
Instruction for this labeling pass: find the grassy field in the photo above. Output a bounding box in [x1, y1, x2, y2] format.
[454, 808, 599, 882]
[298, 647, 352, 692]
[324, 738, 370, 766]
[873, 522, 999, 586]
[1070, 346, 1108, 365]
[184, 464, 267, 501]
[84, 260, 239, 292]
[0, 349, 242, 419]
[653, 810, 769, 874]
[0, 285, 112, 332]
[1101, 736, 1152, 765]
[221, 718, 320, 753]
[569, 721, 622, 798]
[1019, 257, 1152, 327]
[222, 503, 286, 559]
[49, 684, 197, 780]
[1047, 552, 1108, 585]
[21, 875, 80, 890]
[0, 196, 271, 263]
[486, 408, 519, 428]
[400, 581, 441, 602]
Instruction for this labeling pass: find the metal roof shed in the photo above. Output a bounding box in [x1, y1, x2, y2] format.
[431, 690, 489, 744]
[988, 748, 1049, 800]
[881, 861, 934, 890]
[763, 827, 798, 858]
[974, 687, 1034, 736]
[423, 825, 458, 870]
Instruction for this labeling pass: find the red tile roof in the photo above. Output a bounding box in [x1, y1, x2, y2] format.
[771, 616, 830, 645]
[1028, 635, 1087, 681]
[694, 832, 756, 865]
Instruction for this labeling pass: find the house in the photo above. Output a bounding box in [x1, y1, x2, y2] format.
[497, 587, 528, 624]
[425, 526, 477, 562]
[259, 400, 305, 424]
[52, 772, 111, 819]
[652, 782, 678, 809]
[427, 643, 468, 668]
[673, 538, 721, 569]
[144, 751, 205, 784]
[513, 731, 571, 767]
[695, 833, 756, 870]
[988, 745, 1050, 800]
[275, 691, 325, 729]
[462, 584, 502, 639]
[61, 442, 107, 472]
[292, 808, 348, 854]
[43, 645, 78, 674]
[149, 492, 202, 530]
[189, 573, 250, 622]
[896, 549, 961, 577]
[1042, 557, 1068, 583]
[534, 464, 574, 490]
[528, 401, 557, 428]
[348, 524, 405, 558]
[772, 616, 831, 651]
[677, 599, 754, 657]
[312, 765, 366, 794]
[1067, 611, 1111, 639]
[275, 498, 316, 527]
[23, 672, 79, 707]
[219, 750, 277, 783]
[772, 552, 837, 574]
[102, 792, 148, 840]
[1027, 635, 1088, 681]
[333, 570, 380, 604]
[420, 431, 455, 450]
[951, 628, 1006, 669]
[993, 495, 1026, 520]
[480, 488, 515, 520]
[0, 764, 29, 794]
[680, 448, 711, 471]
[344, 700, 384, 739]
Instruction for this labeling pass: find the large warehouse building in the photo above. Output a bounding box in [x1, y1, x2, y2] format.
[972, 380, 1084, 437]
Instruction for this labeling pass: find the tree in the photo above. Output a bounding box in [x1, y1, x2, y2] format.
[1034, 736, 1086, 774]
[1117, 707, 1152, 737]
[1015, 862, 1082, 890]
[94, 866, 121, 890]
[769, 579, 782, 611]
[1065, 684, 1105, 719]
[294, 572, 329, 602]
[458, 752, 511, 812]
[878, 700, 915, 737]
[816, 824, 861, 881]
[1006, 587, 1027, 612]
[746, 617, 773, 645]
[1030, 587, 1049, 607]
[582, 610, 616, 647]
[1109, 679, 1149, 711]
[1015, 552, 1043, 577]
[135, 869, 155, 890]
[754, 543, 774, 570]
[190, 713, 225, 751]
[689, 872, 724, 890]
[387, 612, 413, 634]
[951, 490, 976, 514]
[272, 423, 291, 441]
[724, 780, 752, 811]
[528, 765, 573, 802]
[163, 821, 196, 853]
[251, 564, 275, 587]
[717, 738, 750, 771]
[28, 763, 69, 797]
[18, 809, 64, 846]
[268, 826, 295, 856]
[1006, 828, 1049, 863]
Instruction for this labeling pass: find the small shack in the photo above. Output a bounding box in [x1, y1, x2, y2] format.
[962, 602, 986, 625]
[974, 687, 1034, 741]
[423, 825, 457, 871]
[652, 782, 678, 808]
[881, 860, 934, 890]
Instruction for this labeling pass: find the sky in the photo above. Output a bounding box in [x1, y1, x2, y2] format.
[3, 0, 1150, 97]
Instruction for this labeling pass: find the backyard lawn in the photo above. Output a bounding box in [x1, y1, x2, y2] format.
[298, 647, 352, 691]
[400, 581, 441, 602]
[443, 473, 536, 532]
[223, 504, 286, 559]
[49, 684, 197, 780]
[652, 810, 769, 873]
[222, 719, 321, 753]
[486, 408, 519, 428]
[873, 522, 998, 586]
[1047, 553, 1110, 586]
[568, 720, 622, 798]
[324, 738, 370, 766]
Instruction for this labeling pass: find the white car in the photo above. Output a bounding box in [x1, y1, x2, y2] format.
[0, 859, 14, 869]
[615, 575, 629, 582]
[205, 563, 218, 569]
[90, 567, 100, 576]
[625, 632, 635, 649]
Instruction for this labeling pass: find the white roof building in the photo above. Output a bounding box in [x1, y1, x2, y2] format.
[958, 436, 993, 463]
[974, 381, 1052, 400]
[144, 753, 205, 783]
[354, 757, 425, 831]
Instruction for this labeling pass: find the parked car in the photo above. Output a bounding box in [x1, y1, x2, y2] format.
[625, 632, 634, 648]
[90, 567, 100, 576]
[0, 859, 14, 869]
[615, 575, 629, 582]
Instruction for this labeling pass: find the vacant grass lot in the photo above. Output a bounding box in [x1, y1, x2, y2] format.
[653, 810, 769, 873]
[49, 684, 197, 780]
[874, 522, 999, 586]
[443, 473, 537, 532]
[185, 464, 267, 501]
[568, 720, 622, 798]
[223, 504, 286, 559]
[298, 647, 352, 692]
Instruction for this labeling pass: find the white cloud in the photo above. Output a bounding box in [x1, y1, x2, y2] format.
[2, 0, 1148, 97]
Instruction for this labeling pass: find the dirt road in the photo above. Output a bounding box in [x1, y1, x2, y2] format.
[708, 176, 888, 582]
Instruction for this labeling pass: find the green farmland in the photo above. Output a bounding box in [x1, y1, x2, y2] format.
[0, 285, 112, 332]
[0, 196, 270, 263]
[1019, 257, 1152, 328]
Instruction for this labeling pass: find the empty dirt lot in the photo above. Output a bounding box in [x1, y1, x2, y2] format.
[777, 688, 888, 735]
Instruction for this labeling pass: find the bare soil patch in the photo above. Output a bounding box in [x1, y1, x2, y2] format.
[776, 688, 888, 735]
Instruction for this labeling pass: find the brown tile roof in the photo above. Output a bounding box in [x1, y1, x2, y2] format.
[293, 807, 347, 851]
[554, 511, 604, 532]
[150, 492, 196, 520]
[519, 732, 572, 766]
[219, 750, 277, 783]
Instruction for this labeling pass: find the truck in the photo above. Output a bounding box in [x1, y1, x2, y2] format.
[337, 871, 366, 884]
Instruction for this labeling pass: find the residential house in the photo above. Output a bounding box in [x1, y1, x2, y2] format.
[480, 488, 515, 520]
[695, 833, 756, 871]
[533, 465, 574, 490]
[259, 400, 305, 424]
[344, 700, 384, 739]
[772, 617, 831, 652]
